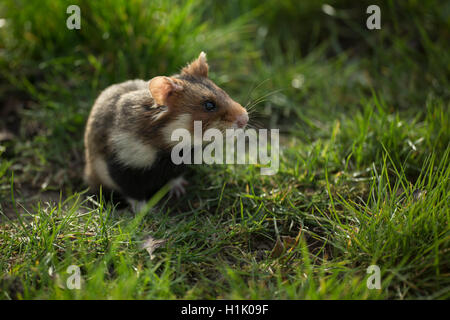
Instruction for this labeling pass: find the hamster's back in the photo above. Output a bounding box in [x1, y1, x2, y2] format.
[84, 79, 149, 190]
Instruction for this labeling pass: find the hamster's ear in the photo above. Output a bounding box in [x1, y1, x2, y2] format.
[181, 51, 208, 78]
[149, 76, 183, 106]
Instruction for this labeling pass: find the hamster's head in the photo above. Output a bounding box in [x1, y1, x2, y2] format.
[148, 52, 248, 137]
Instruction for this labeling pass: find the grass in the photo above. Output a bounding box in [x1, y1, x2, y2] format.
[0, 0, 449, 299]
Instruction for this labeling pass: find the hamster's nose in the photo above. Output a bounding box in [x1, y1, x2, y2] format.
[236, 112, 249, 128]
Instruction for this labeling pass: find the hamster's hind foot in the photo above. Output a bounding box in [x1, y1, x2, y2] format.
[169, 176, 189, 198]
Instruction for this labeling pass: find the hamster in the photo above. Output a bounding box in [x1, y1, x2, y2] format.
[83, 52, 249, 208]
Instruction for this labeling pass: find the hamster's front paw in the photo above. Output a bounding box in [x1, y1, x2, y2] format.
[127, 198, 147, 213]
[169, 176, 189, 198]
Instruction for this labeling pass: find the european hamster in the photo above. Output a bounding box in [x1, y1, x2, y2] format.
[83, 52, 248, 208]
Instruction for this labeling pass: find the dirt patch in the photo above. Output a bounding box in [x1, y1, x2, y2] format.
[0, 187, 63, 222]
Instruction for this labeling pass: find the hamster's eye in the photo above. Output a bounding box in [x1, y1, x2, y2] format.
[204, 101, 216, 112]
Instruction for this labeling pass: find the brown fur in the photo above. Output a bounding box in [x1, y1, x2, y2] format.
[84, 52, 248, 194]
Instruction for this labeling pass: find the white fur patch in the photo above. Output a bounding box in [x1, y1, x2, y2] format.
[162, 114, 192, 146]
[93, 157, 119, 190]
[110, 131, 158, 168]
[199, 51, 207, 63]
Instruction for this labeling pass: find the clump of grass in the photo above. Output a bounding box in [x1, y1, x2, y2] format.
[331, 148, 449, 298]
[336, 96, 449, 175]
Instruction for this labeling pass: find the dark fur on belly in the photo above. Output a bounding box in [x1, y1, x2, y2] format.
[106, 152, 185, 201]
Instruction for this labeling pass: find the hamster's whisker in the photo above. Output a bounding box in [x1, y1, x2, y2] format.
[248, 120, 264, 129]
[244, 78, 271, 107]
[250, 89, 284, 105]
[245, 88, 284, 111]
[246, 98, 268, 111]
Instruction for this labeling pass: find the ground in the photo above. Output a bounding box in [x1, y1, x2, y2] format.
[0, 0, 449, 299]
